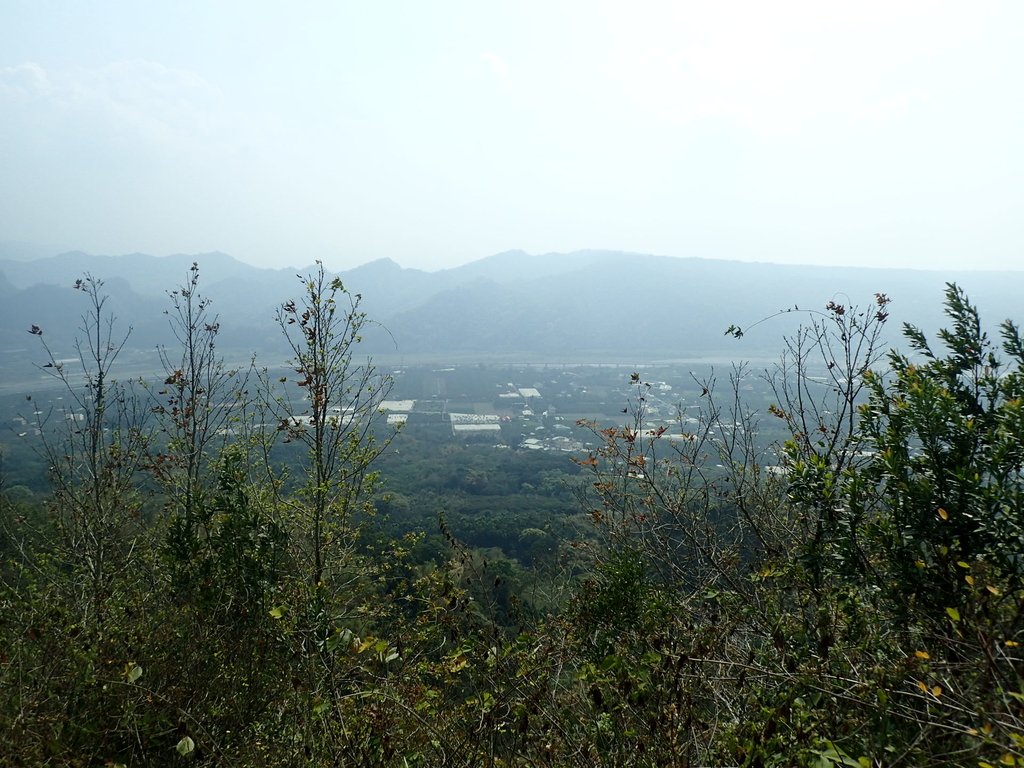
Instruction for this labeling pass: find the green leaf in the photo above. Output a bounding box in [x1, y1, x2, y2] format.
[946, 607, 961, 622]
[175, 736, 195, 756]
[125, 663, 143, 683]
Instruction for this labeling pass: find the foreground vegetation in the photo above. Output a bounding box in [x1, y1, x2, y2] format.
[2, 269, 1022, 766]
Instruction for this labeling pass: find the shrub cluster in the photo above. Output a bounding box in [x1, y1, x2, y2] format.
[2, 277, 1021, 767]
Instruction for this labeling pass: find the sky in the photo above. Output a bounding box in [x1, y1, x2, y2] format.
[1, 1, 1022, 272]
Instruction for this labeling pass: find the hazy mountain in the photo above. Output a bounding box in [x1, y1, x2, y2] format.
[361, 252, 1024, 360]
[2, 248, 1022, 369]
[0, 278, 163, 357]
[0, 251, 289, 362]
[0, 250, 270, 294]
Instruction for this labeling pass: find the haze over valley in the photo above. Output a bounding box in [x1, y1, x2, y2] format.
[2, 247, 1021, 388]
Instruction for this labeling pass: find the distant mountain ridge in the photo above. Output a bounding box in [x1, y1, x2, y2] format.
[2, 249, 1022, 369]
[0, 250, 267, 294]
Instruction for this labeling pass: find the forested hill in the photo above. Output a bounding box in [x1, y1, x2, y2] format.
[1, 248, 1021, 363]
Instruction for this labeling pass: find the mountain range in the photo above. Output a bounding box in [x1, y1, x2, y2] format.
[2, 249, 1021, 377]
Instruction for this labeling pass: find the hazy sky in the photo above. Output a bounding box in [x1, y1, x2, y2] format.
[1, 1, 1021, 271]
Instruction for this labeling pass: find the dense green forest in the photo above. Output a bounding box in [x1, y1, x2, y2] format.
[2, 267, 1022, 767]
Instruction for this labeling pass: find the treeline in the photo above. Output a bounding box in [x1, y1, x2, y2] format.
[1, 272, 1022, 766]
